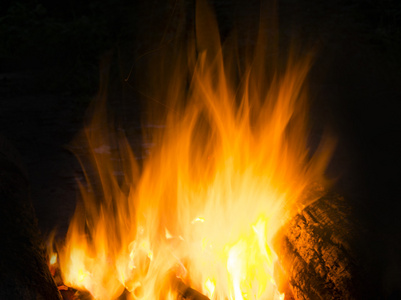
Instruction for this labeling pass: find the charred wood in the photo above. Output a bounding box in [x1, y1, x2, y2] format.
[173, 277, 210, 300]
[54, 272, 210, 300]
[0, 135, 62, 299]
[274, 192, 363, 300]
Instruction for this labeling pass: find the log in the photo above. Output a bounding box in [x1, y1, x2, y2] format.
[274, 192, 364, 300]
[50, 269, 210, 300]
[173, 277, 210, 300]
[0, 134, 62, 299]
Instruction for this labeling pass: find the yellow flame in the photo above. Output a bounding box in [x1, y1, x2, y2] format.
[205, 278, 215, 298]
[50, 253, 58, 266]
[51, 2, 334, 299]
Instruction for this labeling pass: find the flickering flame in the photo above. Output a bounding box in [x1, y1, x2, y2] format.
[205, 278, 215, 298]
[46, 232, 59, 277]
[50, 253, 58, 266]
[51, 2, 334, 299]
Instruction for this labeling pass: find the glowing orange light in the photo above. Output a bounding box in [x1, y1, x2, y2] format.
[49, 1, 334, 299]
[50, 253, 57, 266]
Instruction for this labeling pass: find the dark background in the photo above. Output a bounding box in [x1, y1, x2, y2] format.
[1, 0, 401, 298]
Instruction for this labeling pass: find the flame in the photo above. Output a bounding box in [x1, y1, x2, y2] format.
[52, 2, 334, 299]
[50, 253, 58, 265]
[46, 231, 59, 277]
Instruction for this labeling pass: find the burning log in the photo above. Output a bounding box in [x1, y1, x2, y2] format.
[0, 135, 62, 299]
[172, 277, 210, 300]
[274, 192, 362, 300]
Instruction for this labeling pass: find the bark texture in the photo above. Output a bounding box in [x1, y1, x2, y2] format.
[274, 192, 362, 300]
[0, 135, 62, 300]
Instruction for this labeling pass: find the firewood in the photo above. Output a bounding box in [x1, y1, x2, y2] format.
[274, 192, 362, 300]
[172, 276, 210, 300]
[0, 135, 62, 299]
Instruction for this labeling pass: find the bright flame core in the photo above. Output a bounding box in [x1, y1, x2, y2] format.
[54, 3, 334, 300]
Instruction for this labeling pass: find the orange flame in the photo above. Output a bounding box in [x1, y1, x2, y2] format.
[53, 2, 334, 299]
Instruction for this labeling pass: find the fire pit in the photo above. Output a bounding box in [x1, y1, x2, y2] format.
[3, 0, 401, 299]
[43, 2, 343, 299]
[0, 1, 374, 300]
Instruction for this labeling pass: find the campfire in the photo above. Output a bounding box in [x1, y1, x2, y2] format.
[47, 2, 335, 299]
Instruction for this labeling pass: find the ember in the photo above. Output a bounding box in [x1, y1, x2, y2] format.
[48, 1, 334, 299]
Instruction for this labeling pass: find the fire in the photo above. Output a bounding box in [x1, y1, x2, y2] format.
[51, 1, 334, 299]
[50, 253, 58, 266]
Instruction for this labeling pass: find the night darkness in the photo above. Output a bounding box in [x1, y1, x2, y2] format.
[1, 0, 401, 298]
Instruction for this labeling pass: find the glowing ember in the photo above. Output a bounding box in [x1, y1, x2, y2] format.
[50, 2, 334, 299]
